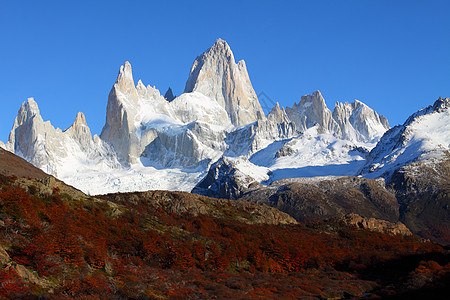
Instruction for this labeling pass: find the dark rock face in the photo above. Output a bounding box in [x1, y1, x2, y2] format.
[192, 156, 264, 199]
[239, 176, 400, 223]
[164, 87, 176, 102]
[389, 154, 450, 245]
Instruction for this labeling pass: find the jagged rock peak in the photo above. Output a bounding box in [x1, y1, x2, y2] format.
[22, 97, 41, 117]
[184, 38, 266, 126]
[114, 61, 135, 94]
[286, 90, 340, 134]
[333, 99, 390, 142]
[164, 87, 176, 102]
[267, 102, 291, 124]
[404, 96, 450, 126]
[73, 112, 87, 126]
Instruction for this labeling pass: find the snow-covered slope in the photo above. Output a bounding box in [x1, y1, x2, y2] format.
[362, 97, 450, 179]
[4, 38, 392, 195]
[253, 126, 369, 182]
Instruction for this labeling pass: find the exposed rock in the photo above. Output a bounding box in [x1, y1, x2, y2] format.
[275, 145, 294, 158]
[286, 91, 340, 135]
[333, 100, 390, 143]
[267, 102, 291, 124]
[225, 119, 298, 157]
[0, 244, 11, 266]
[388, 154, 450, 245]
[6, 98, 120, 177]
[64, 112, 93, 152]
[100, 61, 142, 164]
[12, 264, 54, 288]
[192, 156, 268, 199]
[164, 87, 176, 102]
[141, 121, 227, 169]
[362, 97, 450, 179]
[0, 140, 5, 149]
[340, 213, 412, 236]
[102, 189, 297, 226]
[184, 38, 266, 126]
[238, 176, 400, 223]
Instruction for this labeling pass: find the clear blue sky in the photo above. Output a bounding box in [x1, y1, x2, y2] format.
[1, 0, 449, 142]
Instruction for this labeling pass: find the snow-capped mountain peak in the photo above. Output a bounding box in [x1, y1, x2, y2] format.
[362, 97, 450, 179]
[4, 39, 398, 196]
[184, 38, 265, 126]
[286, 90, 340, 135]
[333, 99, 390, 144]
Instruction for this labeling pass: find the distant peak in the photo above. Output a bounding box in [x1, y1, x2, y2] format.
[206, 38, 233, 59]
[312, 90, 323, 98]
[114, 61, 135, 93]
[164, 87, 176, 102]
[136, 79, 146, 90]
[214, 38, 227, 46]
[23, 97, 41, 116]
[118, 61, 133, 79]
[74, 112, 87, 126]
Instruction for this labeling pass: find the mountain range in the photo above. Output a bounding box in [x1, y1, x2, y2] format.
[2, 38, 390, 194]
[1, 38, 449, 244]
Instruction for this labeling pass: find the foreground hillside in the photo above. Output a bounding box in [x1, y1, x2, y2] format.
[0, 150, 449, 298]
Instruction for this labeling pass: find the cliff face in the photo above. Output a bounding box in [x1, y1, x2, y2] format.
[184, 38, 265, 126]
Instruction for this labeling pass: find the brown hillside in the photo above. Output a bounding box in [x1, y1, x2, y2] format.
[0, 148, 48, 179]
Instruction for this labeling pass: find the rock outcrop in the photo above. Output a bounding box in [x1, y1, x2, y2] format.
[235, 176, 400, 223]
[340, 213, 412, 236]
[192, 156, 269, 199]
[184, 38, 266, 126]
[164, 87, 176, 102]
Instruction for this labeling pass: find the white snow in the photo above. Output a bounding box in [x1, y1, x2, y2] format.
[249, 126, 368, 183]
[364, 102, 450, 178]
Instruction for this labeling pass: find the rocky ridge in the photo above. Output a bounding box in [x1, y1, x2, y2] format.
[184, 38, 265, 126]
[3, 38, 390, 195]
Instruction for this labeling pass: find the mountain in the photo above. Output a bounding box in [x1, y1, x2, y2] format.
[3, 38, 389, 196]
[184, 38, 265, 126]
[333, 99, 390, 143]
[164, 87, 176, 101]
[5, 98, 120, 177]
[0, 149, 447, 299]
[362, 97, 450, 244]
[362, 97, 450, 179]
[194, 96, 450, 244]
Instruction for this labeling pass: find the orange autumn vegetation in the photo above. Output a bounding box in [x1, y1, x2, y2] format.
[0, 174, 448, 298]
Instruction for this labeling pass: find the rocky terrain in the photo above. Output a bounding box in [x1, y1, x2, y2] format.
[0, 149, 448, 299]
[1, 38, 449, 247]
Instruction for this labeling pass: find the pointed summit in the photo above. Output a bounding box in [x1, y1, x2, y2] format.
[114, 61, 136, 95]
[184, 38, 265, 126]
[333, 100, 390, 143]
[101, 61, 141, 164]
[22, 97, 41, 117]
[267, 102, 291, 124]
[65, 112, 93, 152]
[286, 90, 340, 134]
[164, 87, 176, 102]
